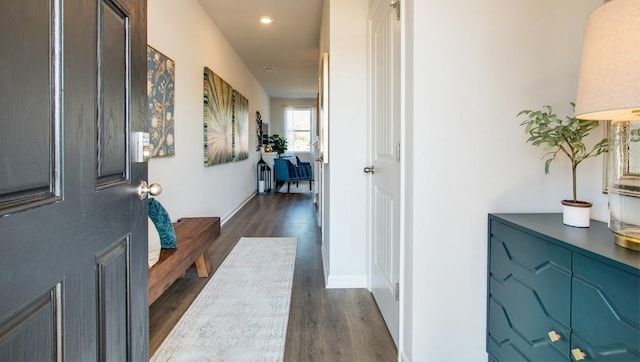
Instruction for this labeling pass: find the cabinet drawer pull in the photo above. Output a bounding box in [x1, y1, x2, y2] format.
[547, 330, 561, 343]
[571, 348, 587, 361]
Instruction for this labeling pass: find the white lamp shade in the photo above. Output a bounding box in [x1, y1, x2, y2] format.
[575, 0, 640, 121]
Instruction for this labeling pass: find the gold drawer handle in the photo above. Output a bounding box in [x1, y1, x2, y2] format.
[547, 330, 561, 343]
[571, 348, 587, 361]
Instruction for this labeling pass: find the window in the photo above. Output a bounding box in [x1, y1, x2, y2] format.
[285, 108, 312, 152]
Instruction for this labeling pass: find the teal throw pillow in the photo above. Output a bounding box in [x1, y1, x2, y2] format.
[148, 198, 177, 249]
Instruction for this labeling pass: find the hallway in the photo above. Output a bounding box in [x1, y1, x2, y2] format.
[149, 190, 397, 361]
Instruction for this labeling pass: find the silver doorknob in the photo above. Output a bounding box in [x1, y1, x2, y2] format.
[138, 181, 162, 200]
[363, 166, 375, 174]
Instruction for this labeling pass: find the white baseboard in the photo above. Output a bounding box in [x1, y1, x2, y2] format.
[400, 350, 409, 362]
[321, 244, 329, 286]
[321, 244, 367, 288]
[326, 274, 367, 289]
[221, 192, 256, 226]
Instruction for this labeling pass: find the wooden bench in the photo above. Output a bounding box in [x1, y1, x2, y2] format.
[148, 217, 221, 305]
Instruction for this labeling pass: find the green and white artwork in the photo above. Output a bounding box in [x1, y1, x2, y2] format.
[203, 67, 249, 166]
[233, 90, 249, 161]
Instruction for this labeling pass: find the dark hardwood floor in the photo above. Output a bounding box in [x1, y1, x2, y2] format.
[149, 186, 398, 361]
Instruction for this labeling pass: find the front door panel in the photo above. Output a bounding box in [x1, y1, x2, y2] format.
[0, 0, 148, 360]
[98, 0, 129, 187]
[0, 0, 60, 212]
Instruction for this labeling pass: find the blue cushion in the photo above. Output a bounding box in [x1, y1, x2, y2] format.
[298, 164, 312, 178]
[148, 198, 177, 249]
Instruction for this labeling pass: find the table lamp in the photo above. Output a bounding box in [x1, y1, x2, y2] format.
[575, 0, 640, 251]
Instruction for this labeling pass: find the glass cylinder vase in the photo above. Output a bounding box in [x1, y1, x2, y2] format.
[608, 120, 640, 251]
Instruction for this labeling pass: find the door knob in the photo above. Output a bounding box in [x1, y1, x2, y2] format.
[363, 166, 375, 174]
[138, 181, 162, 200]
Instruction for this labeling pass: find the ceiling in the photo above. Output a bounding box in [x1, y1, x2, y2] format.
[197, 0, 323, 99]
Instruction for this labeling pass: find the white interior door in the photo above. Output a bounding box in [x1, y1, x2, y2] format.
[368, 0, 401, 346]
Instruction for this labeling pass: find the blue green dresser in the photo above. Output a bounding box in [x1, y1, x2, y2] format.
[487, 214, 640, 361]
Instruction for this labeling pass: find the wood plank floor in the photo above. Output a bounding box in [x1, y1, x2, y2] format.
[149, 187, 398, 361]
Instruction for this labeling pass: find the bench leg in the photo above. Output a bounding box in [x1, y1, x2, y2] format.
[195, 252, 212, 278]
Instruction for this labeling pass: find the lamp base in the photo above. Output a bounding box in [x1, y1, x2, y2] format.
[615, 233, 640, 252]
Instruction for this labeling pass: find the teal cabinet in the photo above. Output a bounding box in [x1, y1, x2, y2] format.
[487, 214, 640, 362]
[571, 254, 640, 361]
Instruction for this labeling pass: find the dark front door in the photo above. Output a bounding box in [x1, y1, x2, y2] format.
[0, 0, 148, 360]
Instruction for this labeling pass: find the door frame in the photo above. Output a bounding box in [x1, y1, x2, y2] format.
[397, 0, 411, 360]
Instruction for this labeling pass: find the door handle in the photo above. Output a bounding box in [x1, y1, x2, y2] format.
[363, 166, 375, 174]
[137, 181, 162, 200]
[571, 348, 586, 361]
[547, 330, 561, 343]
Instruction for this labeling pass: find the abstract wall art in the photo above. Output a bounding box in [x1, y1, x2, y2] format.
[233, 90, 249, 161]
[147, 46, 175, 157]
[203, 67, 249, 166]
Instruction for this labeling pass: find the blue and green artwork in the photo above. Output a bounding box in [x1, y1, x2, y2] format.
[147, 46, 175, 157]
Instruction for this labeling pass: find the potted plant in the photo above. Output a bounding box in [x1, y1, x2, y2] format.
[518, 103, 608, 227]
[268, 134, 288, 157]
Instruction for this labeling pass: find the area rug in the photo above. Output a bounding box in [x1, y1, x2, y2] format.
[277, 181, 313, 194]
[151, 237, 297, 362]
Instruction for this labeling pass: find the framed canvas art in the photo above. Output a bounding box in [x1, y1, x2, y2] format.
[232, 90, 249, 161]
[203, 67, 234, 166]
[203, 67, 250, 166]
[147, 46, 175, 157]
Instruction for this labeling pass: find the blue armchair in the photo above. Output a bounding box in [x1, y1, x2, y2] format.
[273, 158, 313, 193]
[295, 156, 313, 177]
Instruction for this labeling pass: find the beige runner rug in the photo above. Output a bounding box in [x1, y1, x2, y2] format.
[151, 237, 297, 361]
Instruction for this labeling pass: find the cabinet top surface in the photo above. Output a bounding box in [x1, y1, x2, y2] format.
[490, 213, 640, 272]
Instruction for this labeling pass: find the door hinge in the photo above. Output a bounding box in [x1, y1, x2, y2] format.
[394, 282, 400, 301]
[390, 0, 400, 21]
[396, 142, 401, 163]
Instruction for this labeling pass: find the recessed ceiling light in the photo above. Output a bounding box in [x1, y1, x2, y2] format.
[259, 16, 273, 24]
[264, 66, 276, 73]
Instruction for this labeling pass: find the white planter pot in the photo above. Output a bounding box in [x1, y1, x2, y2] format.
[561, 200, 592, 228]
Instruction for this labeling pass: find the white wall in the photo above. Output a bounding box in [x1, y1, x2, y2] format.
[323, 0, 370, 288]
[402, 0, 605, 360]
[147, 0, 270, 223]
